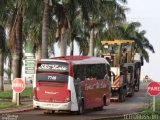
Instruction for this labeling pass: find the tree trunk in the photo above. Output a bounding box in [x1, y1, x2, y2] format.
[12, 54, 22, 102]
[7, 54, 12, 84]
[0, 52, 4, 91]
[0, 26, 5, 91]
[42, 0, 49, 58]
[70, 40, 74, 56]
[60, 26, 68, 56]
[12, 6, 23, 103]
[36, 45, 42, 59]
[88, 28, 94, 56]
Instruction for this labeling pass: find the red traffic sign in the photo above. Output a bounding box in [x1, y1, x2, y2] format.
[12, 78, 25, 93]
[147, 82, 160, 96]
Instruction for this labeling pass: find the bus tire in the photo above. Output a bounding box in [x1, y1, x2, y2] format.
[44, 110, 55, 114]
[103, 96, 106, 106]
[96, 106, 103, 111]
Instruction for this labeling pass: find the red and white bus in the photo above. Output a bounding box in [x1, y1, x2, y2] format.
[33, 56, 111, 114]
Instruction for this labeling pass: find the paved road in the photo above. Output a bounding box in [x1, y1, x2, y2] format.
[0, 82, 157, 120]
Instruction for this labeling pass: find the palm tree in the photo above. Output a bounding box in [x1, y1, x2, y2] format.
[86, 0, 127, 56]
[54, 1, 72, 56]
[70, 18, 89, 56]
[9, 3, 23, 81]
[3, 44, 12, 84]
[23, 0, 56, 59]
[42, 0, 50, 58]
[113, 22, 155, 62]
[23, 0, 43, 59]
[0, 0, 13, 91]
[4, 60, 12, 84]
[54, 0, 100, 56]
[135, 30, 155, 62]
[107, 1, 127, 39]
[64, 0, 127, 56]
[88, 19, 99, 56]
[7, 1, 23, 103]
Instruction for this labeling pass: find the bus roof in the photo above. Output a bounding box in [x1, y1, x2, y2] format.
[40, 56, 109, 65]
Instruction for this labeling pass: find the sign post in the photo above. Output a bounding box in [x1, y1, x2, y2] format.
[12, 78, 25, 106]
[147, 82, 160, 112]
[153, 96, 155, 112]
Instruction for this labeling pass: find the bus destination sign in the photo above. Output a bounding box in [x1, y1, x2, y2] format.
[37, 62, 68, 72]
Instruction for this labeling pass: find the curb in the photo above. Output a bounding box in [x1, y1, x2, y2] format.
[0, 104, 33, 114]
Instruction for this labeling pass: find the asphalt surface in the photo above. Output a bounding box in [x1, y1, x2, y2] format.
[0, 82, 159, 120]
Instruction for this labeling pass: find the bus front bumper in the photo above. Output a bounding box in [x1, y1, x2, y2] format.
[33, 100, 71, 111]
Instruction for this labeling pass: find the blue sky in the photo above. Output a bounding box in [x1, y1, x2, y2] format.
[126, 0, 160, 81]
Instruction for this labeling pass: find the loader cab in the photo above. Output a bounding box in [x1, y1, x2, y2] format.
[101, 40, 135, 67]
[103, 44, 120, 66]
[121, 42, 135, 63]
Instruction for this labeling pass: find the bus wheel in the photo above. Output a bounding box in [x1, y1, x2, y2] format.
[44, 110, 55, 114]
[51, 110, 55, 114]
[103, 96, 106, 106]
[77, 101, 84, 115]
[96, 105, 103, 111]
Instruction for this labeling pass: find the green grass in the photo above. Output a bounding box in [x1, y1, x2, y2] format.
[0, 88, 33, 99]
[133, 99, 160, 120]
[0, 103, 17, 109]
[20, 87, 33, 98]
[144, 99, 160, 115]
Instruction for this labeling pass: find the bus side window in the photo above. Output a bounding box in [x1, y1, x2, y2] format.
[73, 65, 85, 81]
[85, 64, 97, 80]
[85, 65, 90, 79]
[90, 65, 97, 80]
[96, 64, 106, 80]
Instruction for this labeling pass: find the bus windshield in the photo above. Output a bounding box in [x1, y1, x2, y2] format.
[36, 61, 69, 83]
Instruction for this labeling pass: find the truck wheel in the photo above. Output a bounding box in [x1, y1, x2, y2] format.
[128, 87, 134, 97]
[135, 82, 140, 92]
[131, 87, 135, 96]
[119, 88, 125, 102]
